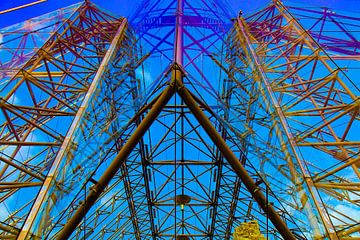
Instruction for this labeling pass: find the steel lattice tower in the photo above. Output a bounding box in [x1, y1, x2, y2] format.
[0, 0, 359, 239]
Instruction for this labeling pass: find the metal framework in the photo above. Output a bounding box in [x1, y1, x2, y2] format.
[0, 0, 359, 239]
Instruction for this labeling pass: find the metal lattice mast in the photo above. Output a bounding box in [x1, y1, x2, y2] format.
[229, 0, 360, 239]
[0, 1, 138, 238]
[0, 0, 359, 239]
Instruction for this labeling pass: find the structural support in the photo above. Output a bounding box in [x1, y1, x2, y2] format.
[18, 19, 129, 239]
[174, 0, 184, 65]
[175, 78, 297, 240]
[56, 62, 296, 238]
[3, 1, 359, 238]
[235, 8, 342, 238]
[56, 82, 175, 239]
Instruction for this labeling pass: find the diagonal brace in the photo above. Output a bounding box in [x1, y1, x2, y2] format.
[56, 81, 176, 239]
[175, 77, 297, 240]
[57, 66, 295, 240]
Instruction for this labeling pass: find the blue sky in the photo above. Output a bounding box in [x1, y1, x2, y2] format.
[0, 0, 359, 29]
[0, 0, 359, 238]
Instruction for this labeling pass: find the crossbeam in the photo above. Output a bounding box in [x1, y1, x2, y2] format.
[56, 65, 296, 239]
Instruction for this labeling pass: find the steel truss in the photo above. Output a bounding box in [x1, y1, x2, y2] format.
[228, 1, 360, 239]
[0, 0, 359, 239]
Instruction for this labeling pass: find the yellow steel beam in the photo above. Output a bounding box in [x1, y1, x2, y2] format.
[15, 71, 63, 78]
[297, 142, 360, 147]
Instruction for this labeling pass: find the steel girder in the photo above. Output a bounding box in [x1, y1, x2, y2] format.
[1, 0, 359, 239]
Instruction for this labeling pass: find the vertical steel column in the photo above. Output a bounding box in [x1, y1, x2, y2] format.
[174, 0, 184, 65]
[174, 1, 184, 237]
[175, 78, 297, 240]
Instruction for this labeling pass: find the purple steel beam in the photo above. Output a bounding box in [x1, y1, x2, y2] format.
[289, 6, 360, 21]
[174, 0, 184, 65]
[285, 6, 360, 55]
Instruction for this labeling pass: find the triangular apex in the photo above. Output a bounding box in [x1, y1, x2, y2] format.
[56, 68, 297, 239]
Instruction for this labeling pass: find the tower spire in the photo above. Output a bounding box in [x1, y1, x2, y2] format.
[174, 0, 184, 66]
